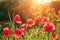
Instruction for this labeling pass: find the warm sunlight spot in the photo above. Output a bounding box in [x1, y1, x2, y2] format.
[34, 0, 43, 3]
[43, 0, 51, 3]
[32, 0, 52, 5]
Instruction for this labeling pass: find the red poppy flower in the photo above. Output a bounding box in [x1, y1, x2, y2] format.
[14, 15, 22, 24]
[52, 33, 58, 40]
[43, 23, 55, 32]
[27, 19, 35, 26]
[21, 24, 28, 31]
[14, 28, 24, 38]
[3, 27, 10, 37]
[35, 16, 42, 23]
[42, 17, 49, 23]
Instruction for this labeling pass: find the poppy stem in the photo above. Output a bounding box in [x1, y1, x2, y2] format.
[15, 38, 19, 40]
[15, 38, 17, 40]
[59, 32, 60, 40]
[48, 33, 49, 40]
[5, 37, 8, 40]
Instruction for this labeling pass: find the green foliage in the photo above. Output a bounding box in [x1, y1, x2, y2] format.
[0, 1, 8, 21]
[0, 11, 8, 21]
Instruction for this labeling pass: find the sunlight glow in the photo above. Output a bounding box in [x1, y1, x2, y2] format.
[43, 0, 51, 3]
[35, 0, 43, 3]
[33, 0, 52, 5]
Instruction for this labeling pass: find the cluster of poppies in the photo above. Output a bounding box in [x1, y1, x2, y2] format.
[3, 15, 58, 40]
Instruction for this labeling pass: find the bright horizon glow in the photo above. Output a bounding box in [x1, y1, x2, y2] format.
[43, 0, 51, 3]
[33, 0, 52, 5]
[35, 0, 43, 3]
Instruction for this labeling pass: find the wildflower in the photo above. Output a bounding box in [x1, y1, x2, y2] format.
[52, 33, 58, 40]
[35, 16, 42, 23]
[14, 15, 22, 24]
[21, 23, 28, 31]
[14, 28, 24, 38]
[27, 19, 35, 26]
[3, 27, 10, 37]
[42, 17, 49, 23]
[43, 23, 55, 32]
